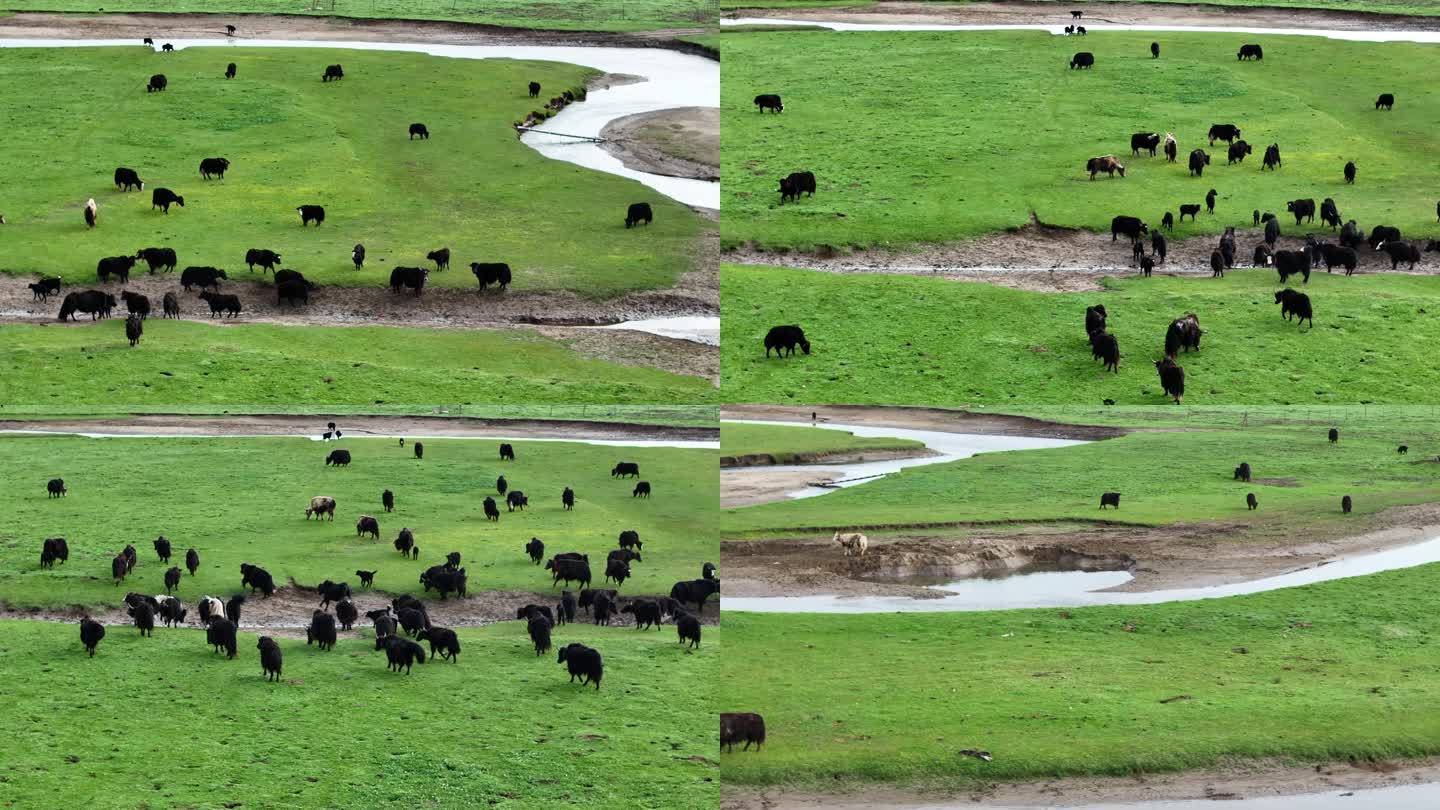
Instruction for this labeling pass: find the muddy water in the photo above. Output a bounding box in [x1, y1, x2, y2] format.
[724, 18, 1440, 42]
[723, 419, 1086, 499]
[0, 38, 718, 208]
[602, 315, 719, 345]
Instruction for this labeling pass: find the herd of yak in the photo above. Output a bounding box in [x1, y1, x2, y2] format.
[46, 439, 716, 688]
[23, 37, 662, 338]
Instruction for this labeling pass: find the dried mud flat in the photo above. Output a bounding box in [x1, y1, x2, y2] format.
[721, 404, 1130, 441]
[722, 756, 1440, 809]
[724, 502, 1440, 597]
[726, 0, 1440, 32]
[601, 107, 720, 182]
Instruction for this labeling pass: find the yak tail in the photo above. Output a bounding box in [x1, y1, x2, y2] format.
[58, 300, 74, 321]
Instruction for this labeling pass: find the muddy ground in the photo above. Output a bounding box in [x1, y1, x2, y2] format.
[729, 222, 1437, 293]
[1, 580, 719, 640]
[722, 755, 1440, 809]
[724, 502, 1440, 596]
[601, 107, 719, 181]
[726, 0, 1440, 32]
[0, 413, 718, 441]
[721, 470, 838, 509]
[721, 404, 1131, 441]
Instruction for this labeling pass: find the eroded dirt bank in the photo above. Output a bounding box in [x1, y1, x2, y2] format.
[721, 404, 1130, 441]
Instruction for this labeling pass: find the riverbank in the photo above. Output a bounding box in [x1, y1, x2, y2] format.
[601, 106, 719, 181]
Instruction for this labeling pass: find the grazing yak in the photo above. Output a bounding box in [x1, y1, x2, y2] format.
[409, 123, 430, 140]
[1288, 198, 1317, 226]
[277, 279, 310, 306]
[198, 291, 241, 318]
[1320, 198, 1342, 230]
[389, 266, 427, 297]
[29, 276, 62, 302]
[1235, 462, 1252, 482]
[545, 557, 592, 589]
[325, 449, 351, 467]
[1253, 245, 1274, 270]
[526, 537, 545, 565]
[470, 262, 512, 291]
[1069, 51, 1094, 69]
[186, 548, 200, 576]
[1274, 288, 1313, 329]
[558, 643, 603, 690]
[626, 201, 654, 227]
[1100, 491, 1121, 510]
[355, 515, 380, 540]
[297, 205, 325, 226]
[418, 627, 461, 661]
[306, 611, 338, 651]
[225, 594, 244, 626]
[180, 266, 226, 291]
[1111, 216, 1148, 242]
[79, 618, 106, 657]
[1151, 41, 1160, 58]
[124, 313, 144, 346]
[1090, 331, 1119, 373]
[619, 530, 643, 551]
[245, 248, 281, 273]
[426, 248, 450, 271]
[1342, 495, 1353, 514]
[578, 587, 615, 615]
[610, 548, 643, 566]
[528, 616, 553, 656]
[376, 636, 427, 674]
[316, 580, 351, 608]
[721, 713, 766, 752]
[1265, 217, 1281, 247]
[356, 570, 376, 589]
[240, 563, 277, 597]
[1179, 204, 1201, 223]
[672, 578, 720, 611]
[1164, 313, 1201, 357]
[207, 618, 238, 659]
[754, 93, 783, 113]
[632, 481, 652, 498]
[528, 80, 541, 98]
[1275, 250, 1311, 285]
[1084, 304, 1107, 335]
[1207, 124, 1240, 145]
[500, 443, 515, 461]
[1086, 155, 1125, 179]
[1161, 212, 1174, 230]
[1154, 357, 1185, 403]
[97, 255, 136, 284]
[507, 491, 529, 511]
[1237, 44, 1263, 60]
[1188, 149, 1210, 177]
[151, 188, 184, 213]
[1329, 427, 1340, 444]
[677, 612, 702, 648]
[1344, 161, 1357, 184]
[199, 157, 230, 180]
[147, 73, 167, 92]
[1376, 93, 1395, 110]
[778, 172, 816, 204]
[1130, 132, 1161, 157]
[114, 167, 145, 192]
[764, 324, 811, 357]
[351, 243, 365, 269]
[1262, 143, 1282, 171]
[322, 64, 344, 82]
[226, 62, 236, 79]
[163, 566, 181, 594]
[833, 531, 868, 557]
[258, 637, 283, 681]
[136, 246, 176, 273]
[605, 558, 631, 587]
[1226, 140, 1252, 164]
[483, 497, 500, 521]
[560, 486, 576, 510]
[1368, 225, 1402, 249]
[622, 599, 663, 631]
[58, 291, 116, 321]
[40, 537, 69, 568]
[1378, 240, 1421, 270]
[1163, 132, 1177, 162]
[335, 598, 358, 631]
[1320, 244, 1358, 275]
[612, 462, 642, 479]
[1247, 493, 1258, 511]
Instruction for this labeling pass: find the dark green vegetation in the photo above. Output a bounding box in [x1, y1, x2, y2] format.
[720, 30, 1440, 250]
[722, 265, 1440, 406]
[1, 435, 716, 608]
[2, 46, 701, 295]
[720, 421, 923, 461]
[723, 415, 1438, 534]
[0, 320, 716, 413]
[720, 567, 1440, 787]
[3, 619, 718, 808]
[4, 0, 716, 33]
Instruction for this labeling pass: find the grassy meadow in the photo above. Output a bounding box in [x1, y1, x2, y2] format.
[720, 565, 1440, 788]
[0, 46, 701, 296]
[720, 30, 1440, 251]
[722, 265, 1440, 406]
[720, 421, 923, 461]
[1, 619, 718, 808]
[0, 319, 717, 412]
[722, 0, 1440, 15]
[0, 434, 717, 609]
[722, 416, 1439, 535]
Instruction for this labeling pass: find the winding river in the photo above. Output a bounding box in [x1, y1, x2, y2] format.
[724, 17, 1440, 43]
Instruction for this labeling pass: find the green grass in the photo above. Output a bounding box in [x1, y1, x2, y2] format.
[720, 421, 923, 461]
[0, 319, 716, 413]
[0, 435, 716, 609]
[3, 0, 716, 33]
[719, 566, 1440, 788]
[1, 619, 718, 808]
[720, 30, 1440, 251]
[722, 265, 1440, 406]
[723, 0, 1440, 16]
[722, 417, 1440, 535]
[0, 46, 701, 296]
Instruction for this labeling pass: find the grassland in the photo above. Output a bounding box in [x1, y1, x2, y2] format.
[722, 265, 1440, 406]
[720, 564, 1440, 788]
[722, 0, 1440, 16]
[1, 619, 718, 808]
[720, 30, 1440, 251]
[0, 434, 716, 608]
[3, 0, 716, 33]
[722, 417, 1440, 535]
[720, 421, 923, 461]
[0, 46, 702, 296]
[0, 319, 716, 413]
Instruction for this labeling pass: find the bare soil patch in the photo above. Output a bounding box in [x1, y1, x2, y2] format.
[601, 107, 719, 181]
[720, 447, 935, 468]
[721, 470, 838, 508]
[722, 404, 1131, 441]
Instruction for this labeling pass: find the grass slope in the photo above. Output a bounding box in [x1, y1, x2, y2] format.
[0, 46, 700, 296]
[722, 418, 1440, 534]
[3, 0, 716, 34]
[1, 619, 717, 808]
[0, 320, 716, 412]
[720, 567, 1440, 788]
[720, 30, 1440, 250]
[722, 265, 1440, 406]
[720, 421, 923, 461]
[0, 435, 716, 609]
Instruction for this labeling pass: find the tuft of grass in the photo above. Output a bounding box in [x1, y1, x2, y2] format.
[721, 264, 1440, 406]
[720, 30, 1440, 251]
[0, 619, 718, 808]
[0, 435, 717, 609]
[0, 46, 701, 296]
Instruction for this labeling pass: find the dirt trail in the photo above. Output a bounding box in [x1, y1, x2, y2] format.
[724, 503, 1440, 596]
[601, 107, 720, 181]
[726, 1, 1440, 32]
[729, 224, 1436, 293]
[721, 404, 1130, 440]
[722, 756, 1440, 809]
[0, 412, 718, 440]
